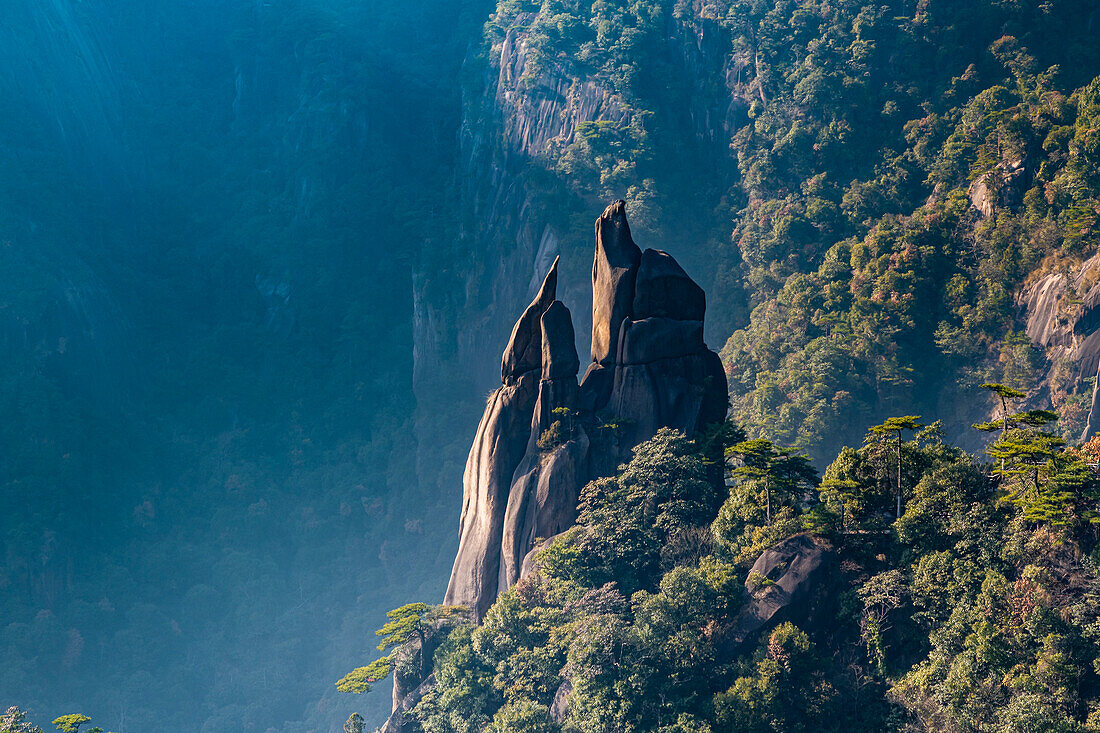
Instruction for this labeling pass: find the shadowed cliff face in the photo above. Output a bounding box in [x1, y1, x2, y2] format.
[496, 17, 627, 160]
[410, 4, 747, 506]
[443, 202, 728, 621]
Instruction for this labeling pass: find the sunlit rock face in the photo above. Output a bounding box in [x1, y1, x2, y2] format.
[1017, 253, 1100, 440]
[581, 202, 729, 478]
[444, 202, 728, 620]
[590, 200, 642, 367]
[411, 5, 743, 504]
[443, 261, 559, 619]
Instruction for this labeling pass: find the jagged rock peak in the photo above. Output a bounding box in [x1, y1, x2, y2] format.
[591, 201, 642, 366]
[444, 203, 729, 629]
[502, 256, 559, 383]
[596, 199, 634, 249]
[541, 300, 579, 381]
[633, 248, 705, 322]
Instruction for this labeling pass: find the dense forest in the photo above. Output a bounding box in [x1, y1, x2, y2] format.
[446, 0, 1100, 459]
[340, 0, 1100, 730]
[5, 0, 1100, 731]
[342, 412, 1100, 732]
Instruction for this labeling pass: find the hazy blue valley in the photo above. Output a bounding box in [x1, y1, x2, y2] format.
[5, 1, 1100, 732]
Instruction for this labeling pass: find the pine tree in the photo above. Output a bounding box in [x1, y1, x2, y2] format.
[726, 438, 816, 525]
[343, 713, 364, 733]
[981, 406, 1100, 528]
[337, 603, 467, 694]
[868, 416, 924, 518]
[50, 717, 90, 733]
[973, 383, 1028, 474]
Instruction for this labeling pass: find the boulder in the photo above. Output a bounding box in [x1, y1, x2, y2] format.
[550, 680, 573, 723]
[578, 361, 614, 410]
[519, 531, 567, 579]
[968, 158, 1028, 219]
[591, 201, 641, 366]
[632, 248, 705, 321]
[727, 533, 836, 647]
[617, 317, 704, 364]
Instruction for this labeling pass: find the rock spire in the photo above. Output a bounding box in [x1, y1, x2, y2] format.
[443, 202, 728, 620]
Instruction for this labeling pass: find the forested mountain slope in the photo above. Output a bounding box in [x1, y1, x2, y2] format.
[6, 0, 1100, 732]
[420, 0, 1100, 466]
[376, 0, 1100, 731]
[359, 416, 1100, 733]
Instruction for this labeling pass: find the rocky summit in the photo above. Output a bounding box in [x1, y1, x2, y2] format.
[443, 201, 729, 621]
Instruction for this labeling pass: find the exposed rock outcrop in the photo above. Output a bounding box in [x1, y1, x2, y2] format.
[500, 298, 586, 593]
[443, 264, 560, 619]
[586, 204, 729, 474]
[412, 5, 744, 506]
[380, 675, 437, 733]
[502, 258, 559, 382]
[726, 533, 836, 649]
[1017, 253, 1100, 439]
[497, 19, 626, 160]
[444, 203, 729, 620]
[550, 679, 573, 724]
[390, 623, 450, 715]
[591, 201, 643, 366]
[968, 158, 1028, 218]
[632, 247, 706, 322]
[540, 300, 579, 381]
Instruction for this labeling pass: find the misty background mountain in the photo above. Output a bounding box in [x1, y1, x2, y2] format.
[0, 1, 491, 729]
[5, 0, 1100, 731]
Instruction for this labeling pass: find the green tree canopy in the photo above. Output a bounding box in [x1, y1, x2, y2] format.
[343, 713, 363, 733]
[50, 717, 90, 733]
[548, 428, 717, 593]
[726, 437, 817, 525]
[989, 424, 1100, 528]
[337, 603, 467, 694]
[868, 416, 924, 518]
